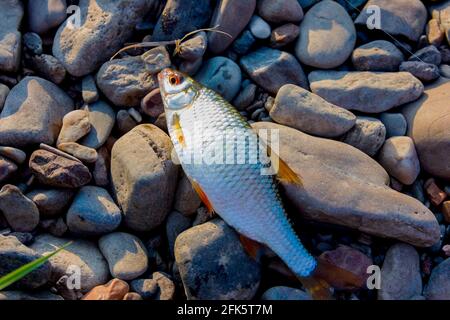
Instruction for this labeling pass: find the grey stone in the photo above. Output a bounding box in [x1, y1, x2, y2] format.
[23, 32, 43, 55]
[249, 15, 271, 39]
[26, 188, 75, 218]
[0, 84, 9, 112]
[29, 54, 66, 84]
[341, 116, 386, 157]
[178, 32, 207, 61]
[352, 40, 404, 72]
[409, 45, 442, 66]
[174, 173, 202, 216]
[0, 146, 26, 164]
[0, 157, 17, 184]
[82, 75, 99, 103]
[400, 61, 440, 83]
[379, 113, 407, 138]
[257, 0, 303, 23]
[166, 211, 191, 257]
[424, 258, 450, 300]
[28, 0, 67, 34]
[0, 0, 23, 72]
[79, 101, 115, 149]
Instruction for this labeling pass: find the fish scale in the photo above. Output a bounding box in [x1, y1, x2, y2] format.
[162, 72, 317, 278]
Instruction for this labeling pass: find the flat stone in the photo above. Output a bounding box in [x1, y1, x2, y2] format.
[270, 84, 356, 138]
[0, 77, 74, 148]
[99, 232, 148, 281]
[111, 124, 178, 232]
[400, 61, 441, 83]
[379, 243, 422, 300]
[0, 185, 39, 232]
[352, 40, 404, 72]
[79, 101, 115, 149]
[175, 219, 261, 300]
[252, 122, 440, 247]
[309, 71, 424, 113]
[402, 79, 450, 179]
[29, 149, 92, 188]
[208, 0, 256, 54]
[296, 0, 356, 69]
[58, 142, 98, 163]
[241, 47, 308, 94]
[67, 186, 122, 236]
[26, 188, 75, 218]
[341, 116, 386, 157]
[270, 24, 300, 48]
[31, 234, 110, 293]
[53, 0, 154, 77]
[0, 0, 23, 72]
[57, 109, 91, 145]
[424, 258, 450, 300]
[28, 0, 67, 34]
[28, 54, 66, 84]
[96, 46, 171, 107]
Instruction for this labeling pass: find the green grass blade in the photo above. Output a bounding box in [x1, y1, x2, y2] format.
[0, 241, 72, 291]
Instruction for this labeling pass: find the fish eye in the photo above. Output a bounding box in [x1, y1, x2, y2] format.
[169, 74, 180, 86]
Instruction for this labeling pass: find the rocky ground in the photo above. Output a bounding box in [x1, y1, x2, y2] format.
[0, 0, 450, 301]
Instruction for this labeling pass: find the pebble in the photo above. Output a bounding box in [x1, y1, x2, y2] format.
[29, 54, 66, 84]
[261, 287, 311, 300]
[79, 101, 116, 149]
[99, 232, 148, 281]
[195, 57, 242, 101]
[0, 185, 40, 232]
[166, 211, 192, 257]
[270, 84, 356, 138]
[379, 243, 422, 300]
[67, 186, 122, 236]
[427, 19, 445, 47]
[152, 0, 212, 41]
[96, 46, 171, 107]
[424, 179, 447, 207]
[0, 156, 17, 184]
[378, 137, 420, 185]
[173, 174, 202, 216]
[440, 64, 450, 78]
[0, 84, 9, 111]
[39, 217, 68, 237]
[252, 122, 440, 247]
[0, 235, 51, 290]
[249, 15, 271, 39]
[296, 1, 356, 69]
[178, 32, 207, 61]
[82, 279, 129, 300]
[355, 0, 427, 42]
[0, 146, 26, 164]
[232, 30, 256, 56]
[352, 40, 404, 72]
[175, 219, 261, 299]
[29, 149, 92, 188]
[58, 142, 98, 163]
[23, 32, 43, 55]
[208, 0, 256, 54]
[309, 71, 424, 113]
[81, 75, 99, 104]
[270, 24, 300, 48]
[341, 116, 386, 157]
[57, 110, 91, 145]
[53, 0, 154, 77]
[0, 77, 74, 148]
[111, 125, 178, 232]
[26, 188, 75, 218]
[131, 272, 175, 300]
[123, 293, 143, 300]
[402, 79, 450, 179]
[27, 0, 67, 34]
[257, 0, 303, 23]
[430, 1, 450, 46]
[179, 57, 203, 76]
[241, 47, 308, 95]
[93, 147, 110, 187]
[409, 45, 442, 66]
[139, 88, 162, 118]
[379, 113, 407, 138]
[233, 83, 257, 110]
[424, 258, 450, 300]
[400, 61, 440, 83]
[0, 0, 22, 72]
[116, 110, 137, 135]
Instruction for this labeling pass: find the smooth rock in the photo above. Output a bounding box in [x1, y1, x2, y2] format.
[29, 54, 66, 84]
[0, 146, 26, 164]
[0, 84, 9, 111]
[67, 186, 122, 236]
[26, 188, 75, 218]
[82, 278, 129, 300]
[57, 109, 91, 145]
[82, 75, 99, 103]
[58, 142, 98, 163]
[261, 286, 311, 300]
[379, 113, 407, 138]
[252, 122, 440, 247]
[249, 15, 271, 39]
[141, 88, 164, 118]
[270, 24, 300, 48]
[179, 57, 203, 76]
[116, 110, 137, 135]
[427, 19, 445, 47]
[0, 77, 74, 148]
[99, 232, 148, 281]
[174, 174, 202, 216]
[257, 0, 303, 23]
[195, 57, 242, 101]
[93, 146, 110, 187]
[0, 0, 23, 72]
[178, 32, 207, 61]
[79, 101, 115, 149]
[440, 64, 450, 78]
[166, 211, 191, 257]
[341, 117, 386, 157]
[96, 46, 171, 107]
[0, 157, 17, 184]
[23, 32, 43, 55]
[355, 0, 427, 42]
[430, 1, 450, 46]
[208, 0, 256, 54]
[309, 71, 424, 113]
[232, 30, 256, 56]
[233, 83, 257, 110]
[424, 258, 450, 300]
[270, 84, 356, 138]
[352, 40, 404, 72]
[402, 79, 450, 179]
[409, 45, 442, 66]
[28, 0, 67, 34]
[295, 0, 355, 69]
[378, 243, 422, 300]
[131, 272, 175, 300]
[111, 125, 178, 232]
[175, 219, 261, 300]
[0, 185, 39, 232]
[29, 149, 92, 188]
[400, 61, 440, 83]
[123, 292, 142, 300]
[0, 235, 51, 290]
[241, 47, 308, 94]
[31, 234, 110, 293]
[53, 0, 154, 77]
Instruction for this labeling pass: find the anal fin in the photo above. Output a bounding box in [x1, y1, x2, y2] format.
[190, 180, 215, 216]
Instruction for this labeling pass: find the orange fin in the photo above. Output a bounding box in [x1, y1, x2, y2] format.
[239, 235, 263, 261]
[314, 255, 365, 290]
[191, 180, 215, 216]
[171, 112, 186, 148]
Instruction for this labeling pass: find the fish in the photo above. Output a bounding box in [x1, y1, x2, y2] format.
[158, 68, 341, 299]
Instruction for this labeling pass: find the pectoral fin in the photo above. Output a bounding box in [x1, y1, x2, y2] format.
[171, 112, 186, 148]
[190, 179, 215, 216]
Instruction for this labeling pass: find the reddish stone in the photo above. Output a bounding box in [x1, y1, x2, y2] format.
[123, 292, 143, 300]
[141, 88, 164, 118]
[425, 178, 447, 206]
[82, 279, 129, 300]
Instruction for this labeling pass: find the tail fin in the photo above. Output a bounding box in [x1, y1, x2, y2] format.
[298, 275, 333, 301]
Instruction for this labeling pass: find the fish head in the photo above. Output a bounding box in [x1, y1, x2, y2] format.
[158, 68, 199, 111]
